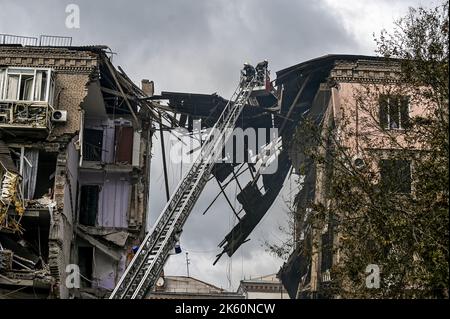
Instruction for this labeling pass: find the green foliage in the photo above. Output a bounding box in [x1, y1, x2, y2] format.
[273, 1, 449, 298]
[330, 1, 448, 298]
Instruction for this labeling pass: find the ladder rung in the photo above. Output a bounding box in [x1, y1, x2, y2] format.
[110, 78, 255, 299]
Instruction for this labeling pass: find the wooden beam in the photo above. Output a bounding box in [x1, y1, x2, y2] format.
[215, 177, 241, 221]
[279, 74, 311, 134]
[100, 86, 135, 100]
[159, 113, 170, 202]
[103, 59, 141, 130]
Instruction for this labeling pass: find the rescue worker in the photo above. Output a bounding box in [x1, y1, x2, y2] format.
[255, 60, 268, 87]
[240, 62, 255, 86]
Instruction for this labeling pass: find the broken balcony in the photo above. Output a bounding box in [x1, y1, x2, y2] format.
[1, 147, 57, 233]
[0, 68, 55, 137]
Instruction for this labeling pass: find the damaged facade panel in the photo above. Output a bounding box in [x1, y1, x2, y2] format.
[0, 44, 158, 298]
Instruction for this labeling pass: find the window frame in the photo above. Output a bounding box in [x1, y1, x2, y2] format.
[379, 94, 411, 130]
[0, 67, 54, 104]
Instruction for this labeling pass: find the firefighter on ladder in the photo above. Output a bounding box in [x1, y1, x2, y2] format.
[240, 62, 255, 87]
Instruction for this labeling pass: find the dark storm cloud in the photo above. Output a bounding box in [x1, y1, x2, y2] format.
[1, 0, 359, 96]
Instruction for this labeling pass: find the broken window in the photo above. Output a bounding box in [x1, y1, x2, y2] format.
[83, 128, 103, 161]
[21, 149, 39, 200]
[114, 126, 133, 164]
[380, 159, 412, 193]
[379, 94, 410, 130]
[10, 148, 56, 200]
[78, 246, 94, 288]
[33, 151, 57, 199]
[79, 185, 100, 226]
[0, 68, 54, 103]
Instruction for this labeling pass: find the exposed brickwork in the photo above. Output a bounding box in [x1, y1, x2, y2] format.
[0, 45, 151, 299]
[0, 46, 98, 73]
[51, 73, 90, 137]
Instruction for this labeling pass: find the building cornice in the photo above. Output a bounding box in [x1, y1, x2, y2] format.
[240, 281, 287, 293]
[330, 59, 401, 84]
[0, 47, 99, 74]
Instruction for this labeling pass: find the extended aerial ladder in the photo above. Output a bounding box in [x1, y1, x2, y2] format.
[109, 62, 270, 299]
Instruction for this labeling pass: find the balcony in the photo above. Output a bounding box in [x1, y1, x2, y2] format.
[0, 67, 55, 136]
[0, 101, 52, 133]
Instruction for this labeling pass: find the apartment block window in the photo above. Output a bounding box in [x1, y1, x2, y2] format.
[379, 95, 410, 130]
[79, 185, 100, 226]
[0, 68, 55, 104]
[78, 246, 93, 288]
[380, 159, 412, 194]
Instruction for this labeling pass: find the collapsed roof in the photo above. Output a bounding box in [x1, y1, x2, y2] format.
[155, 54, 388, 265]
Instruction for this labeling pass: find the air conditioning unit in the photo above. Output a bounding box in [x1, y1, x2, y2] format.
[352, 154, 366, 170]
[51, 110, 67, 122]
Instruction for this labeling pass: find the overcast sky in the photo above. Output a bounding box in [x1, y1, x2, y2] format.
[1, 0, 426, 292]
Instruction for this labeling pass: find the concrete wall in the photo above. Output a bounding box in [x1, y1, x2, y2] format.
[92, 250, 123, 290]
[335, 82, 429, 152]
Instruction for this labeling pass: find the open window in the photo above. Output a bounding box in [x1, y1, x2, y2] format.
[83, 129, 103, 161]
[33, 151, 57, 199]
[379, 95, 410, 130]
[0, 68, 55, 104]
[78, 246, 94, 288]
[9, 148, 57, 200]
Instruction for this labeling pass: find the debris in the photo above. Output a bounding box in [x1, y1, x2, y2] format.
[0, 249, 13, 272]
[103, 231, 129, 247]
[0, 234, 39, 268]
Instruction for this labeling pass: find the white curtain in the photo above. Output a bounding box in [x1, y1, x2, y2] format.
[23, 149, 39, 200]
[0, 69, 5, 99]
[34, 71, 43, 101]
[23, 77, 33, 100]
[6, 75, 19, 100]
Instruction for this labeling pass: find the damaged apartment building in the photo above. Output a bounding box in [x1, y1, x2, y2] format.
[275, 55, 426, 298]
[0, 37, 161, 298]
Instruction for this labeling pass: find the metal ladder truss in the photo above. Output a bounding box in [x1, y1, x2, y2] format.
[110, 76, 259, 299]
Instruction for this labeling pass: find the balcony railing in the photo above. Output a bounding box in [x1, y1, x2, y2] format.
[0, 101, 53, 131]
[0, 34, 73, 47]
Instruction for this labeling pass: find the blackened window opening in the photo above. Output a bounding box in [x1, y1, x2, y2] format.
[79, 185, 99, 226]
[78, 246, 93, 288]
[33, 151, 57, 199]
[83, 128, 103, 161]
